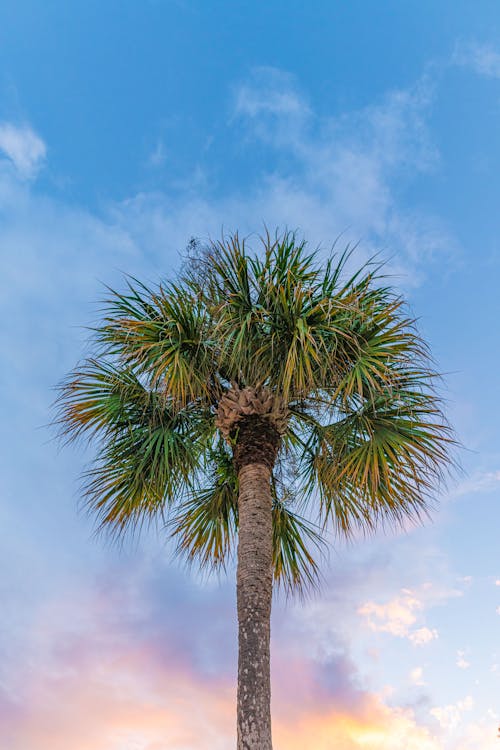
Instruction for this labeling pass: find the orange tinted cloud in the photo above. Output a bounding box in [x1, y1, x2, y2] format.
[275, 702, 442, 750]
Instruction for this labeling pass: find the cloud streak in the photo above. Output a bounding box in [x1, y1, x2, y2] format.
[0, 122, 46, 179]
[450, 469, 500, 498]
[454, 42, 500, 79]
[108, 66, 455, 289]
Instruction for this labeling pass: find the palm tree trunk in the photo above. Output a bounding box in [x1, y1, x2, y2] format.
[236, 461, 273, 750]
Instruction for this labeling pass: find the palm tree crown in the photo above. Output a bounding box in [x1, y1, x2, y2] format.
[57, 231, 452, 591]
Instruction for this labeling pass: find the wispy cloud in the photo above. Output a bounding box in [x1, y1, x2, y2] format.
[227, 67, 454, 281]
[234, 66, 310, 121]
[450, 469, 500, 498]
[409, 666, 426, 686]
[103, 67, 456, 295]
[454, 42, 500, 79]
[0, 122, 46, 179]
[456, 650, 471, 669]
[148, 138, 167, 167]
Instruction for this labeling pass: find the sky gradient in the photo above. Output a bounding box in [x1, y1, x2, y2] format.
[1, 2, 500, 748]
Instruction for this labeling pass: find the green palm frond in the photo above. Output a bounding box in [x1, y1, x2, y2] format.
[56, 358, 159, 442]
[97, 279, 219, 406]
[56, 357, 214, 536]
[189, 232, 362, 395]
[272, 497, 325, 594]
[299, 383, 452, 535]
[81, 410, 206, 536]
[169, 443, 238, 570]
[329, 295, 427, 402]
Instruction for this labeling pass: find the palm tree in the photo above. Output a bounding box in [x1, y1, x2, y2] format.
[56, 231, 452, 750]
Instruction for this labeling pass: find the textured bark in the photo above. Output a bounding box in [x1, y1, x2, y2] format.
[236, 461, 274, 750]
[233, 415, 280, 473]
[217, 387, 282, 749]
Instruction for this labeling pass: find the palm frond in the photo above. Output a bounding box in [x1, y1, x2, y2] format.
[187, 231, 366, 397]
[56, 357, 214, 536]
[169, 443, 238, 570]
[81, 409, 208, 537]
[96, 278, 219, 406]
[300, 383, 453, 535]
[272, 496, 325, 595]
[56, 358, 159, 443]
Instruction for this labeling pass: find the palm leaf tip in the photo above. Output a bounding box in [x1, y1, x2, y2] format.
[169, 480, 238, 572]
[272, 499, 326, 595]
[54, 358, 213, 539]
[300, 379, 455, 538]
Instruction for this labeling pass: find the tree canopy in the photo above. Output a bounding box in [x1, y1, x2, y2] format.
[56, 231, 453, 594]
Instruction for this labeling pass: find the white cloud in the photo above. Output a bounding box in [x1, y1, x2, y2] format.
[359, 589, 423, 638]
[358, 588, 441, 646]
[409, 666, 426, 686]
[109, 68, 456, 293]
[454, 42, 500, 79]
[450, 470, 500, 498]
[0, 122, 46, 179]
[408, 627, 438, 646]
[454, 719, 500, 750]
[148, 138, 167, 167]
[430, 696, 474, 731]
[456, 650, 471, 669]
[233, 66, 310, 121]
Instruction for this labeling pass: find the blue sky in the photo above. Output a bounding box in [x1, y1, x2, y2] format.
[1, 2, 500, 748]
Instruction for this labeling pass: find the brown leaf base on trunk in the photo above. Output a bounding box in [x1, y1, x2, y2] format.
[215, 384, 288, 444]
[233, 415, 281, 472]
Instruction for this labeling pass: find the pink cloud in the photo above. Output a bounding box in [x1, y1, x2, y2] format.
[2, 632, 234, 749]
[0, 572, 444, 750]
